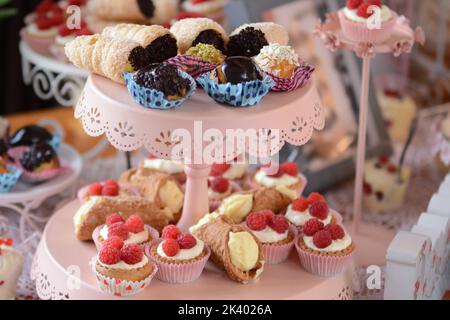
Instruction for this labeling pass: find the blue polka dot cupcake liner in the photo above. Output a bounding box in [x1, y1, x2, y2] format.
[0, 164, 22, 193]
[123, 70, 196, 110]
[197, 73, 276, 107]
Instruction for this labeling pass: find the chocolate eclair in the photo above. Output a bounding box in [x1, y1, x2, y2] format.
[228, 22, 289, 57]
[214, 56, 263, 84]
[170, 17, 228, 54]
[9, 125, 53, 147]
[134, 64, 191, 100]
[19, 142, 60, 173]
[102, 24, 178, 64]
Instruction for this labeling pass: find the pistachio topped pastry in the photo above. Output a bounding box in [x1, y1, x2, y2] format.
[185, 43, 225, 63]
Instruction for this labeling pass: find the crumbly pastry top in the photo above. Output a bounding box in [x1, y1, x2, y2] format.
[254, 44, 300, 75]
[185, 43, 225, 63]
[227, 27, 268, 57]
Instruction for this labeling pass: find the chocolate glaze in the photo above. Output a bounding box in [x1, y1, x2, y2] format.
[137, 0, 155, 18]
[215, 56, 262, 84]
[128, 46, 152, 71]
[20, 142, 58, 172]
[134, 63, 191, 99]
[192, 29, 226, 53]
[227, 27, 268, 57]
[9, 125, 53, 147]
[146, 34, 178, 64]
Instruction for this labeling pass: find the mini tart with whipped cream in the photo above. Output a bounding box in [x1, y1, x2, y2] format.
[210, 162, 249, 183]
[244, 210, 296, 264]
[145, 225, 210, 283]
[252, 162, 305, 196]
[94, 240, 157, 296]
[295, 219, 355, 277]
[78, 179, 136, 204]
[141, 154, 186, 184]
[254, 44, 300, 79]
[285, 193, 336, 230]
[92, 214, 159, 251]
[339, 0, 397, 44]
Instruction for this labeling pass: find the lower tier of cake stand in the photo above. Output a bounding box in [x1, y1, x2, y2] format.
[32, 200, 391, 300]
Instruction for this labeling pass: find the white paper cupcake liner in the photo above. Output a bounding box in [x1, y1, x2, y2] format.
[262, 225, 298, 265]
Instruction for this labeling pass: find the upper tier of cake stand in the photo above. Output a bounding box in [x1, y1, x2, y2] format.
[75, 75, 325, 162]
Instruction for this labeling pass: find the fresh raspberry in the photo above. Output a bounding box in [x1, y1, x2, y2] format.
[368, 0, 383, 8]
[346, 0, 363, 9]
[104, 179, 119, 188]
[36, 18, 53, 30]
[246, 212, 267, 231]
[175, 11, 206, 21]
[162, 239, 180, 257]
[324, 224, 346, 240]
[309, 201, 329, 220]
[36, 0, 53, 15]
[260, 210, 275, 223]
[303, 219, 324, 237]
[58, 24, 74, 37]
[102, 236, 124, 250]
[268, 215, 289, 234]
[106, 213, 124, 226]
[75, 27, 92, 36]
[378, 155, 389, 164]
[108, 222, 128, 240]
[210, 177, 229, 193]
[147, 154, 158, 159]
[161, 225, 181, 240]
[262, 164, 284, 178]
[48, 12, 64, 26]
[102, 184, 119, 197]
[120, 244, 143, 265]
[177, 234, 197, 249]
[387, 164, 397, 173]
[88, 183, 103, 196]
[192, 0, 208, 4]
[292, 197, 309, 211]
[313, 230, 332, 249]
[307, 192, 325, 204]
[363, 182, 373, 195]
[357, 2, 373, 18]
[125, 215, 144, 233]
[68, 0, 86, 5]
[210, 163, 231, 176]
[99, 245, 121, 265]
[280, 162, 298, 177]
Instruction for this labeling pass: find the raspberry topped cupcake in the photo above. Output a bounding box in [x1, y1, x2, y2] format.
[210, 162, 248, 184]
[251, 162, 307, 196]
[77, 179, 138, 204]
[141, 154, 186, 184]
[93, 240, 157, 297]
[208, 176, 240, 211]
[92, 214, 159, 251]
[339, 0, 397, 44]
[295, 219, 355, 277]
[285, 193, 339, 231]
[244, 210, 297, 264]
[145, 225, 210, 283]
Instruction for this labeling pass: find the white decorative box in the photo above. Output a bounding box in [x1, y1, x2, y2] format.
[384, 231, 430, 300]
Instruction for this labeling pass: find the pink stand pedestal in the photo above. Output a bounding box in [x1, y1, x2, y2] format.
[32, 200, 358, 300]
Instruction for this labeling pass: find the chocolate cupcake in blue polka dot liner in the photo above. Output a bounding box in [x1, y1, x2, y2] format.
[197, 56, 275, 107]
[0, 164, 22, 193]
[123, 63, 196, 110]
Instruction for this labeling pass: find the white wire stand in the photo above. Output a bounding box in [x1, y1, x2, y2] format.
[19, 41, 88, 107]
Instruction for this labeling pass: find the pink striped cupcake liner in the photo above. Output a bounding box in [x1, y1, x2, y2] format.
[338, 10, 398, 44]
[166, 55, 219, 79]
[144, 239, 211, 284]
[294, 239, 355, 277]
[91, 257, 158, 297]
[16, 160, 68, 184]
[92, 224, 160, 251]
[262, 225, 298, 265]
[269, 64, 315, 92]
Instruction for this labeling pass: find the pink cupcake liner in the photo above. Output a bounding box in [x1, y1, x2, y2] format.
[262, 225, 298, 265]
[269, 64, 315, 92]
[338, 10, 398, 44]
[246, 173, 308, 197]
[144, 239, 211, 284]
[20, 28, 55, 57]
[8, 146, 29, 160]
[92, 224, 160, 251]
[16, 160, 68, 184]
[294, 239, 355, 277]
[166, 55, 219, 79]
[91, 257, 158, 297]
[77, 183, 140, 204]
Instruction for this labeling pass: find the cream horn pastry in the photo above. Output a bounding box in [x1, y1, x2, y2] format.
[191, 216, 264, 284]
[65, 34, 152, 84]
[119, 168, 184, 224]
[170, 17, 228, 54]
[87, 0, 178, 25]
[228, 22, 289, 57]
[102, 24, 178, 63]
[73, 196, 169, 241]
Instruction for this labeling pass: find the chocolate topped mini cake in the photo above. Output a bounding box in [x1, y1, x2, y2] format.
[192, 29, 226, 53]
[135, 64, 191, 100]
[228, 27, 268, 57]
[214, 57, 263, 84]
[19, 142, 60, 173]
[9, 125, 53, 147]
